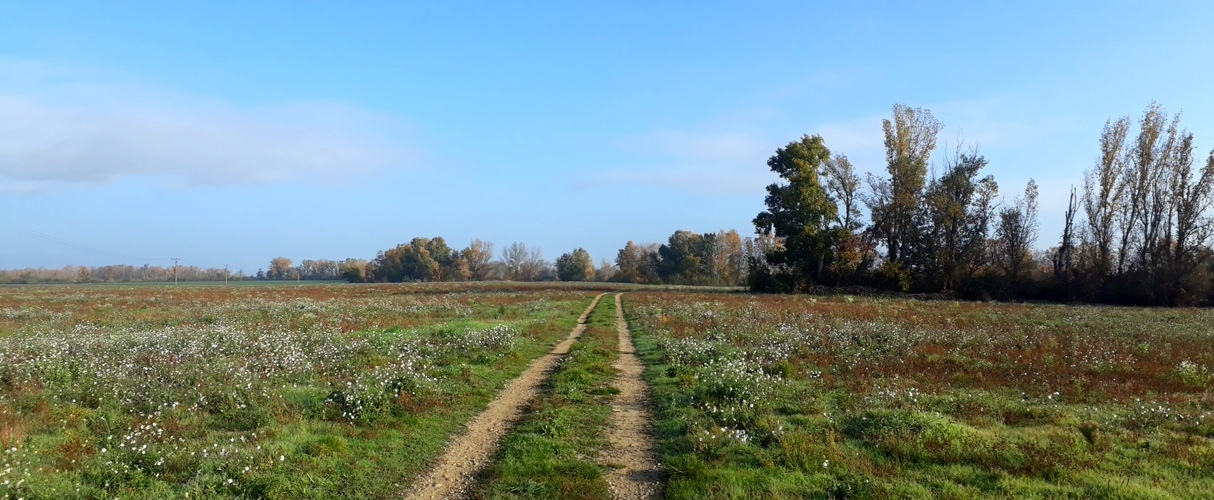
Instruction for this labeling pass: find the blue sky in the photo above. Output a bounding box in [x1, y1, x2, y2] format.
[2, 2, 1213, 274]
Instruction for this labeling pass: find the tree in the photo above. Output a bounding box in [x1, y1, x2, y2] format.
[422, 237, 468, 281]
[367, 242, 413, 282]
[654, 231, 717, 285]
[921, 149, 998, 290]
[339, 258, 369, 283]
[399, 238, 442, 281]
[1164, 147, 1214, 304]
[1117, 103, 1176, 276]
[1052, 187, 1079, 286]
[614, 241, 659, 284]
[595, 258, 616, 282]
[501, 242, 545, 281]
[462, 239, 496, 280]
[867, 104, 944, 266]
[298, 259, 339, 280]
[995, 180, 1039, 289]
[267, 257, 294, 280]
[1083, 116, 1130, 282]
[713, 229, 746, 285]
[555, 248, 595, 281]
[823, 154, 863, 231]
[365, 237, 465, 282]
[753, 134, 841, 288]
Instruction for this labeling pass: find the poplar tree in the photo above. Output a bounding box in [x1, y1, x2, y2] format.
[866, 104, 943, 266]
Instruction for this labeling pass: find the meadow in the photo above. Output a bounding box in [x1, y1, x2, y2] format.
[626, 292, 1214, 498]
[0, 283, 605, 498]
[2, 283, 1213, 499]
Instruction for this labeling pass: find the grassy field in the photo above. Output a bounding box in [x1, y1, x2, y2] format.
[4, 283, 1213, 498]
[0, 283, 604, 498]
[626, 292, 1214, 498]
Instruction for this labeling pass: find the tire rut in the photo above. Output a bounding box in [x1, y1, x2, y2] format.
[602, 293, 662, 499]
[404, 293, 607, 500]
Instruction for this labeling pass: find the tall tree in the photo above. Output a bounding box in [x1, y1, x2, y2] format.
[1117, 103, 1175, 276]
[423, 237, 467, 281]
[1083, 116, 1130, 282]
[867, 104, 944, 266]
[753, 134, 841, 287]
[298, 259, 339, 280]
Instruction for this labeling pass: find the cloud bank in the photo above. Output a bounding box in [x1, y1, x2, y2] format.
[0, 60, 414, 193]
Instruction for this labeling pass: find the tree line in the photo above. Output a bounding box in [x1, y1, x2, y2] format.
[0, 264, 248, 284]
[333, 231, 756, 286]
[751, 102, 1214, 306]
[0, 230, 760, 286]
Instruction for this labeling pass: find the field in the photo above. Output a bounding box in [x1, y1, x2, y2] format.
[626, 292, 1214, 498]
[1, 283, 1213, 498]
[0, 283, 604, 498]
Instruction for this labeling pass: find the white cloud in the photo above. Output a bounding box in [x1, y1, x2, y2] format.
[0, 59, 415, 192]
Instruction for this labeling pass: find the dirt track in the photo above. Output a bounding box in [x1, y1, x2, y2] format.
[403, 293, 606, 500]
[602, 293, 662, 499]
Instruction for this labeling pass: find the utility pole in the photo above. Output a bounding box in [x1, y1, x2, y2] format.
[171, 257, 182, 285]
[223, 264, 230, 284]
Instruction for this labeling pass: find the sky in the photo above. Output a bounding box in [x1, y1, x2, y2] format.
[2, 1, 1213, 274]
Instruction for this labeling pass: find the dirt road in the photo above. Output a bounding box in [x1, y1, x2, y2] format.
[602, 293, 662, 499]
[404, 293, 607, 500]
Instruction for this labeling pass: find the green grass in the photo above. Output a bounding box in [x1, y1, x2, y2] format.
[13, 283, 1210, 498]
[626, 292, 1214, 499]
[472, 296, 621, 499]
[0, 284, 596, 498]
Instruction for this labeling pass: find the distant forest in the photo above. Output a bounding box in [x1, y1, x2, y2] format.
[6, 102, 1214, 306]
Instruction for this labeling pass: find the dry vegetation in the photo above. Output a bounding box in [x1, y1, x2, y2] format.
[0, 282, 601, 498]
[4, 283, 1212, 498]
[627, 291, 1214, 498]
